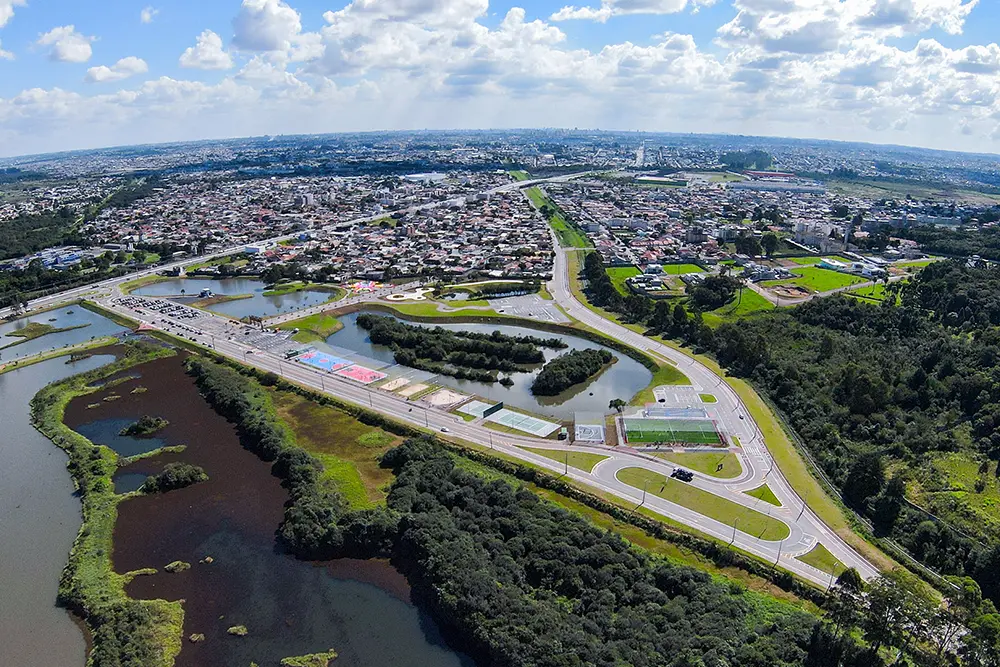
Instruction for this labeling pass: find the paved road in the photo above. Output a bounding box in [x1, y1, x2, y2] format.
[544, 240, 879, 583]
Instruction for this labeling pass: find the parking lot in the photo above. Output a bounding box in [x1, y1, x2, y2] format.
[489, 294, 569, 323]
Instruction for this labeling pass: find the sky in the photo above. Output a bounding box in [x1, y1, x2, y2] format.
[0, 0, 999, 158]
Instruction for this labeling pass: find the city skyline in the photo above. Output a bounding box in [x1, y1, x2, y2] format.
[1, 0, 998, 158]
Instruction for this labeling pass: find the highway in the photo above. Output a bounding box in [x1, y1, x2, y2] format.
[6, 171, 879, 588]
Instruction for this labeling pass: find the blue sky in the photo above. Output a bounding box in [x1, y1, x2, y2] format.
[1, 1, 998, 157]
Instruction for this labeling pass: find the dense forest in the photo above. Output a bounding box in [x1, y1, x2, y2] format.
[861, 223, 1000, 260]
[698, 262, 1000, 604]
[531, 348, 613, 395]
[0, 207, 85, 261]
[720, 150, 773, 171]
[581, 252, 1000, 604]
[356, 314, 566, 381]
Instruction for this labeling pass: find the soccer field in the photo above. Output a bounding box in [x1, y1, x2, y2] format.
[622, 418, 722, 445]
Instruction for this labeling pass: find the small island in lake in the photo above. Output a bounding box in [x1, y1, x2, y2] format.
[531, 349, 614, 396]
[119, 415, 169, 436]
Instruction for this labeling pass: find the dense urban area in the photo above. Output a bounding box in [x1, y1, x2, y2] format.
[4, 130, 1000, 667]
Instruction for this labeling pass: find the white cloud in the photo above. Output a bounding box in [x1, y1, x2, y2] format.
[551, 0, 706, 22]
[0, 0, 26, 29]
[0, 39, 13, 60]
[37, 25, 95, 63]
[86, 56, 149, 83]
[232, 0, 303, 52]
[3, 0, 1000, 157]
[179, 30, 234, 70]
[140, 6, 159, 24]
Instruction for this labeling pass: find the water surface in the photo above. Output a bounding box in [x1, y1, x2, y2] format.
[133, 278, 335, 318]
[0, 305, 125, 362]
[65, 356, 472, 667]
[324, 310, 651, 419]
[0, 354, 115, 667]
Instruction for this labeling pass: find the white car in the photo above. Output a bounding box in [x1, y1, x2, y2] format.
[440, 427, 449, 433]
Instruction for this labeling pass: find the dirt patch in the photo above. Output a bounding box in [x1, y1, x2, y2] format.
[379, 377, 410, 392]
[398, 383, 428, 398]
[421, 388, 468, 408]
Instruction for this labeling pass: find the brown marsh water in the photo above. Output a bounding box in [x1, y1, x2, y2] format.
[65, 355, 471, 667]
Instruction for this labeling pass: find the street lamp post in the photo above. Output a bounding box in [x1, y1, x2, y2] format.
[640, 479, 650, 506]
[731, 518, 739, 545]
[775, 538, 784, 566]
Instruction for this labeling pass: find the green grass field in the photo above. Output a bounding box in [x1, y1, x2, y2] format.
[745, 484, 781, 507]
[278, 312, 343, 343]
[662, 263, 705, 275]
[606, 267, 640, 295]
[847, 282, 903, 304]
[622, 418, 722, 445]
[795, 543, 844, 576]
[785, 256, 852, 266]
[628, 361, 692, 405]
[509, 170, 530, 181]
[521, 447, 609, 473]
[702, 289, 775, 327]
[272, 390, 401, 508]
[616, 468, 790, 541]
[764, 266, 867, 293]
[700, 393, 717, 403]
[655, 451, 742, 479]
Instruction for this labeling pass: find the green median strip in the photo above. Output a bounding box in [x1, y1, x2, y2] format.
[745, 484, 781, 507]
[795, 543, 844, 576]
[654, 451, 742, 479]
[616, 467, 790, 541]
[521, 447, 609, 473]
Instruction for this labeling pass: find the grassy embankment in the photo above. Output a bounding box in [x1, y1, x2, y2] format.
[606, 267, 640, 295]
[616, 467, 790, 541]
[796, 543, 845, 576]
[745, 484, 781, 507]
[0, 336, 120, 375]
[524, 186, 592, 249]
[655, 451, 742, 479]
[1, 321, 90, 347]
[31, 342, 184, 667]
[262, 282, 345, 299]
[120, 273, 171, 294]
[520, 447, 609, 473]
[508, 170, 530, 182]
[277, 312, 344, 344]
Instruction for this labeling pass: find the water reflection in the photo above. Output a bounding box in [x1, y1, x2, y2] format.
[0, 354, 115, 667]
[132, 278, 336, 319]
[323, 310, 651, 420]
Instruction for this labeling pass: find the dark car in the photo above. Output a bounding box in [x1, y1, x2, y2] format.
[670, 468, 694, 482]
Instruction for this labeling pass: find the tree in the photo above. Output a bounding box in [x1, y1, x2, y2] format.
[842, 451, 885, 508]
[609, 398, 627, 414]
[762, 232, 780, 257]
[735, 233, 762, 257]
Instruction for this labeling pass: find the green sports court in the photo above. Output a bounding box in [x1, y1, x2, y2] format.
[621, 417, 723, 445]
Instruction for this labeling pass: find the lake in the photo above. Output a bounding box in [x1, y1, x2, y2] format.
[64, 355, 472, 667]
[322, 310, 652, 420]
[132, 278, 336, 319]
[0, 353, 116, 667]
[0, 305, 126, 362]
